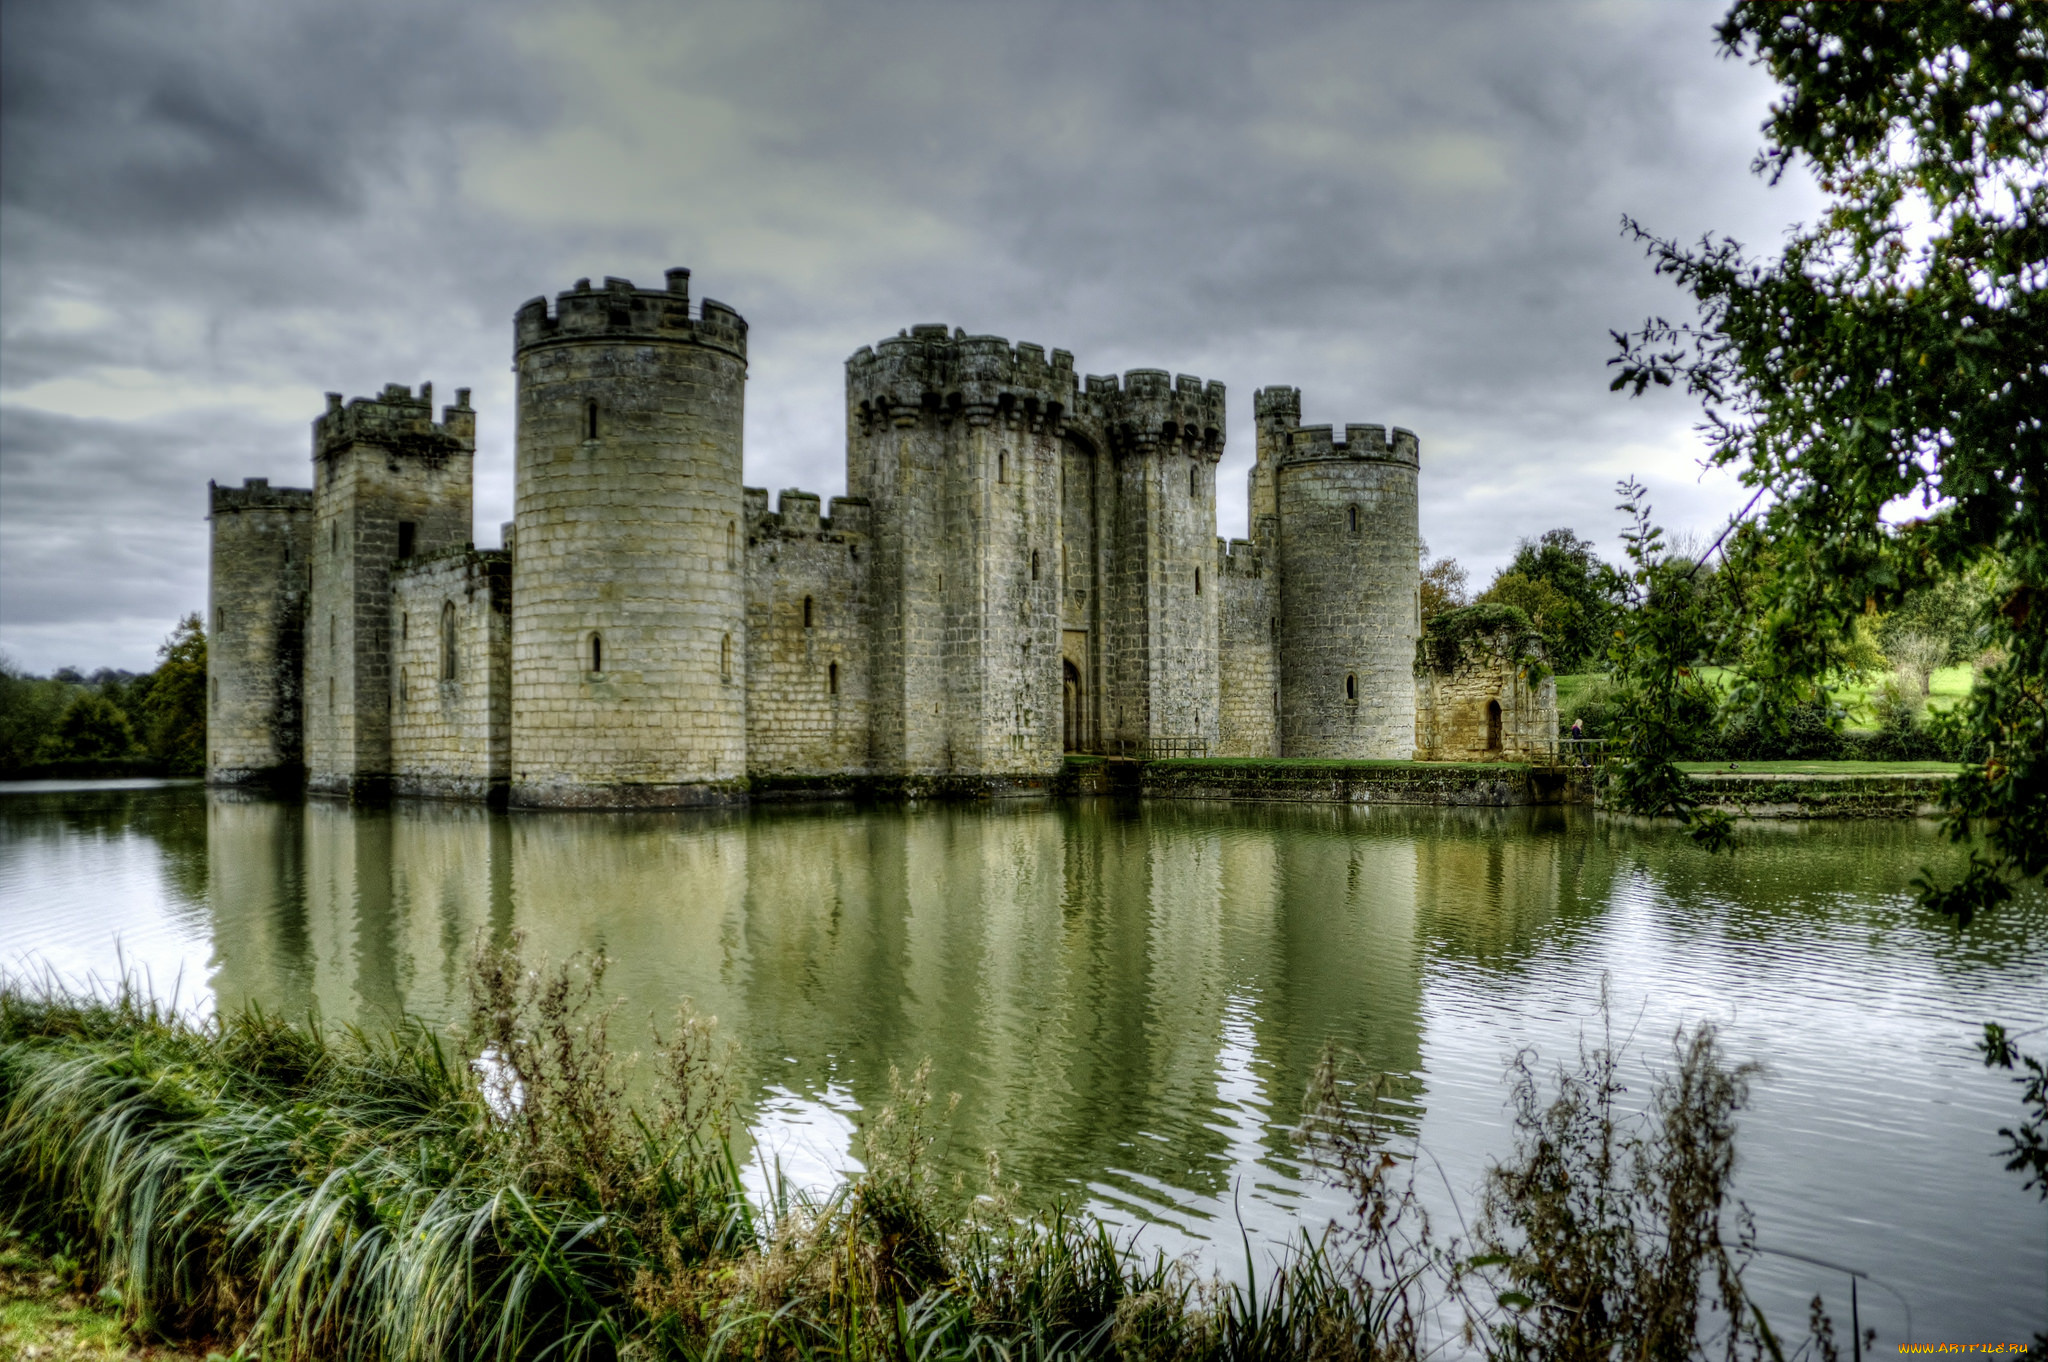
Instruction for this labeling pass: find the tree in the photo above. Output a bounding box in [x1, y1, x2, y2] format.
[142, 614, 207, 776]
[39, 691, 137, 764]
[1476, 528, 1617, 671]
[1418, 544, 1471, 625]
[1612, 1, 2046, 924]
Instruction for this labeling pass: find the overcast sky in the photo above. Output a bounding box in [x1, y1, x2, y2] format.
[0, 0, 1821, 674]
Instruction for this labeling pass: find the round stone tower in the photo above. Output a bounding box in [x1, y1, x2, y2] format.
[1274, 423, 1420, 758]
[510, 269, 749, 806]
[207, 477, 312, 786]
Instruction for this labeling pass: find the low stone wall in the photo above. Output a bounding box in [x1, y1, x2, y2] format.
[1134, 758, 1553, 806]
[1681, 771, 1949, 819]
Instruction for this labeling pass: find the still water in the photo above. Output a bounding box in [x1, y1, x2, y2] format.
[1, 782, 2042, 1342]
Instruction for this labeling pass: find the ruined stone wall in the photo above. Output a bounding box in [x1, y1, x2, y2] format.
[1275, 424, 1419, 759]
[510, 271, 748, 807]
[1413, 627, 1557, 762]
[1216, 535, 1278, 757]
[304, 385, 476, 798]
[208, 479, 312, 784]
[847, 328, 1066, 780]
[744, 489, 872, 776]
[390, 548, 511, 800]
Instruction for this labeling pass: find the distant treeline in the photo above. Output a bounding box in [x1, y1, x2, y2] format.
[0, 615, 206, 779]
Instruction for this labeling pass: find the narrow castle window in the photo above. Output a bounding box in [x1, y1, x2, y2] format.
[721, 633, 732, 681]
[398, 521, 416, 559]
[332, 523, 339, 554]
[214, 607, 224, 634]
[1348, 505, 1360, 534]
[803, 595, 814, 628]
[442, 602, 459, 680]
[1031, 549, 1040, 581]
[727, 522, 737, 568]
[284, 543, 291, 565]
[1190, 464, 1199, 497]
[828, 661, 839, 695]
[329, 615, 336, 648]
[998, 451, 1008, 484]
[1273, 690, 1279, 715]
[1345, 673, 1358, 702]
[1194, 567, 1202, 596]
[211, 677, 218, 707]
[585, 400, 599, 441]
[328, 677, 335, 712]
[589, 632, 602, 675]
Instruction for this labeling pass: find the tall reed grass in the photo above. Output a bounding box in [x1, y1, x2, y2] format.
[1, 943, 1851, 1360]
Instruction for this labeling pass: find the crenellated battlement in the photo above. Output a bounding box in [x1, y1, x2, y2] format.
[1082, 368, 1226, 454]
[1252, 387, 1301, 423]
[1278, 422, 1420, 468]
[748, 487, 872, 540]
[315, 383, 476, 461]
[210, 477, 312, 514]
[514, 269, 747, 359]
[1219, 536, 1264, 577]
[847, 326, 1076, 431]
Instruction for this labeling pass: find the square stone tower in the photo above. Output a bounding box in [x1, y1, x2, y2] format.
[304, 384, 475, 798]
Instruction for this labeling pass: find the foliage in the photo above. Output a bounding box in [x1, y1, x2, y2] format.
[1600, 479, 1735, 850]
[1295, 993, 1843, 1362]
[1879, 564, 1998, 672]
[1469, 1016, 1759, 1360]
[1610, 1, 2047, 922]
[0, 663, 81, 772]
[1, 947, 1864, 1361]
[1888, 630, 1949, 699]
[1476, 528, 1619, 672]
[140, 616, 207, 776]
[1417, 602, 1550, 684]
[0, 618, 206, 776]
[1977, 1023, 2048, 1201]
[1419, 544, 1471, 626]
[37, 692, 138, 765]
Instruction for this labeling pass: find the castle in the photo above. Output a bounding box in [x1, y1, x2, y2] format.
[207, 268, 1549, 807]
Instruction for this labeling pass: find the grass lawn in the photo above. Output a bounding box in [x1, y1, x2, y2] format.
[0, 1230, 210, 1360]
[1559, 666, 1976, 731]
[1676, 759, 1960, 776]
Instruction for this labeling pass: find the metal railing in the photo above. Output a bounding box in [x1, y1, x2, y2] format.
[1535, 736, 1612, 768]
[1095, 736, 1210, 761]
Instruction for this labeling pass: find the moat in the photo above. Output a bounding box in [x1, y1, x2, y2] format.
[2, 782, 2042, 1341]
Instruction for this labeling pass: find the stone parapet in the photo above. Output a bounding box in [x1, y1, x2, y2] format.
[514, 270, 747, 361]
[847, 326, 1076, 431]
[315, 384, 474, 462]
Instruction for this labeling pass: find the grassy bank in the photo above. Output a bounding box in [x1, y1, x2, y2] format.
[0, 942, 1853, 1360]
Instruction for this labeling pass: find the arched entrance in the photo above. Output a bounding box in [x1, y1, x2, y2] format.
[1486, 698, 1503, 752]
[1063, 659, 1083, 752]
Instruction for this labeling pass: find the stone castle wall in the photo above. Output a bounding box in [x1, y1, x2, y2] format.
[1275, 424, 1420, 759]
[744, 488, 873, 776]
[1215, 535, 1278, 757]
[390, 548, 511, 800]
[847, 328, 1069, 779]
[509, 272, 749, 807]
[208, 265, 1467, 805]
[304, 385, 475, 798]
[208, 479, 312, 784]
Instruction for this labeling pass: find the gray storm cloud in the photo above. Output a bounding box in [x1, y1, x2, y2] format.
[0, 0, 1816, 672]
